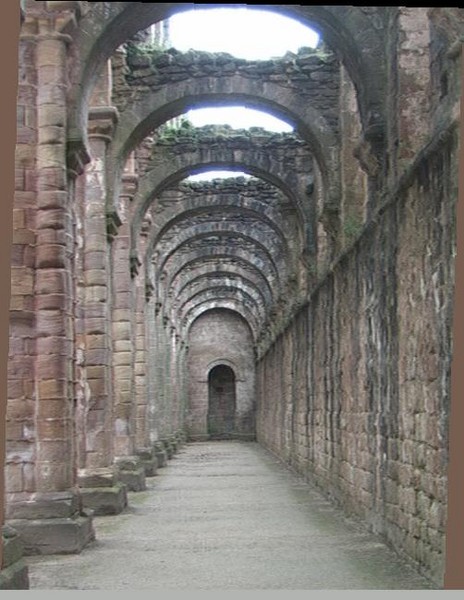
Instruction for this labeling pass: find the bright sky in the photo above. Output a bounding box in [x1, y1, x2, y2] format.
[166, 8, 319, 181]
[168, 8, 319, 60]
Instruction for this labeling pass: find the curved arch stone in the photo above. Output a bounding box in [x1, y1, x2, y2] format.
[168, 260, 274, 311]
[108, 77, 337, 213]
[131, 136, 315, 258]
[182, 297, 261, 342]
[147, 204, 294, 286]
[174, 274, 269, 324]
[152, 245, 280, 306]
[153, 230, 285, 300]
[67, 3, 386, 161]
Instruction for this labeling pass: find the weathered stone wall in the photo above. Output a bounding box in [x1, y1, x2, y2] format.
[187, 309, 255, 441]
[256, 134, 457, 584]
[114, 46, 341, 135]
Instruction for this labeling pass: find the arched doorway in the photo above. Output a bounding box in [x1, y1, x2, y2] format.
[207, 365, 236, 439]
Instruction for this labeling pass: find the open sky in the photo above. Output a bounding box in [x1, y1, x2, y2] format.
[166, 8, 319, 180]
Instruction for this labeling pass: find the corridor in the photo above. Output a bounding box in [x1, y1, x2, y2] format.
[27, 442, 433, 590]
[4, 4, 461, 588]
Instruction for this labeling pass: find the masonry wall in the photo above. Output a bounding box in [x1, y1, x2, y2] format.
[256, 134, 457, 584]
[187, 309, 255, 440]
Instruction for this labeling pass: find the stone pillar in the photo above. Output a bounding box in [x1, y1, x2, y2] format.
[7, 26, 94, 555]
[145, 287, 168, 467]
[75, 102, 128, 516]
[6, 27, 37, 520]
[175, 338, 188, 445]
[133, 222, 158, 476]
[112, 169, 146, 491]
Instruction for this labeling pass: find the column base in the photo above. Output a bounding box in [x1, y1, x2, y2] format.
[114, 457, 146, 492]
[79, 483, 127, 516]
[0, 561, 29, 590]
[160, 438, 174, 459]
[175, 430, 187, 447]
[136, 448, 158, 477]
[7, 516, 94, 556]
[153, 443, 167, 468]
[0, 525, 29, 590]
[169, 436, 178, 454]
[5, 490, 95, 556]
[78, 468, 128, 516]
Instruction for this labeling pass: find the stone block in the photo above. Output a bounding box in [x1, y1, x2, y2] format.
[77, 467, 118, 488]
[136, 448, 158, 477]
[0, 560, 29, 590]
[79, 483, 127, 516]
[161, 439, 174, 459]
[5, 464, 23, 493]
[153, 446, 167, 468]
[2, 527, 24, 569]
[6, 490, 80, 520]
[117, 468, 146, 492]
[7, 515, 95, 555]
[114, 456, 139, 471]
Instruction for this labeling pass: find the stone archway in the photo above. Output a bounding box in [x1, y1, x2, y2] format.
[207, 364, 237, 439]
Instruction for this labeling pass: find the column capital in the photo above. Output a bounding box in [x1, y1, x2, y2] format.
[121, 173, 139, 201]
[88, 106, 119, 143]
[67, 136, 91, 179]
[146, 282, 155, 302]
[106, 210, 122, 242]
[130, 252, 142, 279]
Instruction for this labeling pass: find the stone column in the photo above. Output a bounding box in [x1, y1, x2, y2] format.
[133, 223, 158, 476]
[150, 307, 170, 465]
[111, 171, 146, 491]
[3, 20, 35, 588]
[175, 337, 188, 446]
[7, 26, 94, 555]
[145, 287, 168, 468]
[75, 103, 128, 516]
[159, 320, 180, 458]
[6, 28, 37, 518]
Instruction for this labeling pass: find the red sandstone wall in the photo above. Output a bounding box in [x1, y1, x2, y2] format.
[256, 136, 457, 584]
[187, 309, 255, 440]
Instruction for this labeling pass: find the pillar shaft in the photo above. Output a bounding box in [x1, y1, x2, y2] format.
[34, 30, 74, 493]
[112, 179, 137, 457]
[81, 107, 117, 469]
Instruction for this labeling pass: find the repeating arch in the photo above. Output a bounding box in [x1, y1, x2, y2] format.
[182, 298, 261, 341]
[131, 151, 313, 260]
[165, 255, 276, 311]
[146, 204, 295, 277]
[153, 230, 284, 294]
[108, 82, 338, 214]
[67, 3, 387, 156]
[174, 274, 269, 322]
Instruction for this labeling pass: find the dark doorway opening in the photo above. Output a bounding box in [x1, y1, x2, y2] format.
[207, 365, 236, 439]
